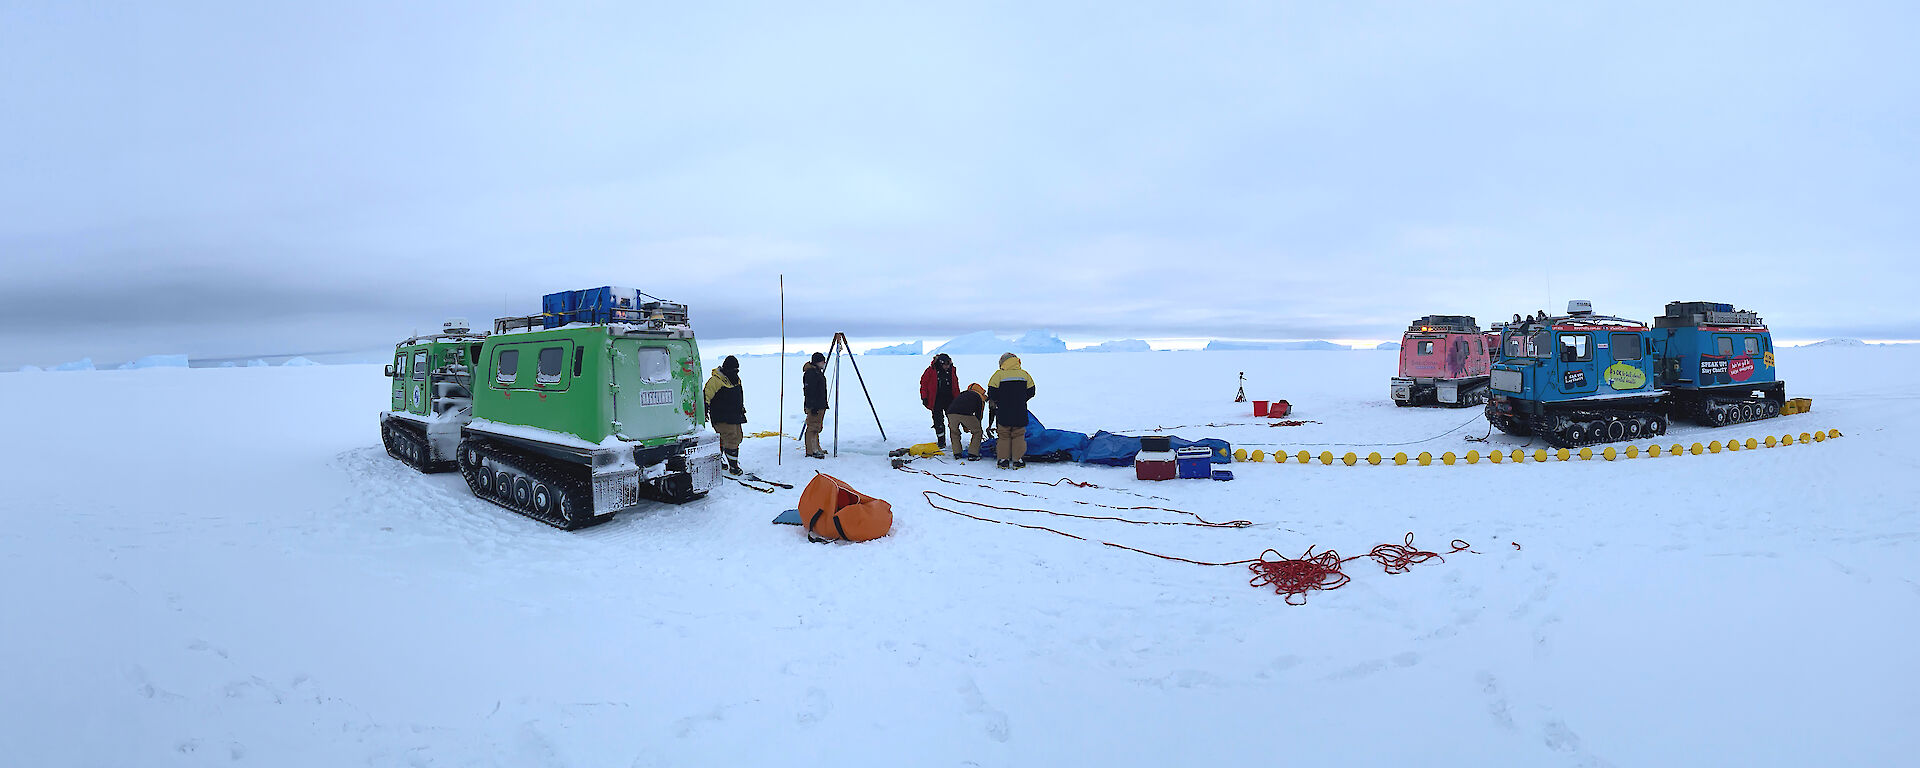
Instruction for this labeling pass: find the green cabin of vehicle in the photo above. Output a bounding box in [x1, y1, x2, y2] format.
[389, 339, 483, 417]
[467, 325, 706, 446]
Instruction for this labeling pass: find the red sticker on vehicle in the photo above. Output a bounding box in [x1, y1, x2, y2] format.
[1730, 355, 1755, 382]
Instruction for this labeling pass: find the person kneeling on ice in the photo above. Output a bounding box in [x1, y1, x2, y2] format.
[946, 383, 986, 460]
[704, 355, 748, 475]
[987, 353, 1034, 469]
[919, 353, 960, 449]
[802, 352, 828, 459]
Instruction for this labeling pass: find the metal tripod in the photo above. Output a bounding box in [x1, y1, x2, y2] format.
[823, 332, 887, 456]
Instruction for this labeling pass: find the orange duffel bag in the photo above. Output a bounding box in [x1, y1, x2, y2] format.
[798, 473, 893, 542]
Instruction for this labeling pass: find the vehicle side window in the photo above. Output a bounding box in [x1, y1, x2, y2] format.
[1716, 336, 1734, 356]
[412, 351, 427, 380]
[639, 347, 671, 383]
[1610, 332, 1642, 361]
[537, 347, 564, 384]
[1417, 340, 1434, 355]
[1559, 334, 1590, 362]
[395, 352, 406, 378]
[1764, 337, 1772, 352]
[1743, 337, 1760, 355]
[496, 349, 519, 385]
[573, 347, 584, 377]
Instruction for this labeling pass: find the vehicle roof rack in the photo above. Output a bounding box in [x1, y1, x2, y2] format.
[1406, 315, 1481, 334]
[1655, 301, 1765, 329]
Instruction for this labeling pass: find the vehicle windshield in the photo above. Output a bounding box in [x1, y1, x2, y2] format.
[1502, 328, 1549, 358]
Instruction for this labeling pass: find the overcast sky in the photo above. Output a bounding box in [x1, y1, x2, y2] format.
[3, 0, 1915, 367]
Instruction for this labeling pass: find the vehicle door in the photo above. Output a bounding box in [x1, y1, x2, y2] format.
[1601, 331, 1652, 393]
[1555, 332, 1597, 395]
[391, 349, 408, 411]
[408, 349, 430, 416]
[613, 341, 696, 440]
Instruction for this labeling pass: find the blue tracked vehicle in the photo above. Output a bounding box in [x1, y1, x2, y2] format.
[1485, 300, 1788, 448]
[1651, 301, 1785, 426]
[1485, 301, 1667, 447]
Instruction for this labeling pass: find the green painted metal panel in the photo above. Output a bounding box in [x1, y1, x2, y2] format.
[470, 325, 707, 446]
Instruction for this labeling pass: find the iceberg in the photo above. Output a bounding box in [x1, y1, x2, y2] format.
[1797, 338, 1866, 348]
[1072, 340, 1153, 353]
[53, 358, 96, 371]
[118, 354, 191, 370]
[1376, 342, 1401, 351]
[247, 359, 271, 367]
[933, 329, 1068, 356]
[282, 357, 321, 367]
[18, 365, 44, 373]
[865, 340, 922, 356]
[1203, 340, 1350, 351]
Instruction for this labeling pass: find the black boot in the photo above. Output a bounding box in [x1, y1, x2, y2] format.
[1011, 460, 1025, 470]
[935, 428, 947, 449]
[997, 459, 1010, 470]
[724, 449, 742, 475]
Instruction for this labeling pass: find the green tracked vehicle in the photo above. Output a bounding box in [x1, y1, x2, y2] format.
[378, 289, 722, 529]
[381, 318, 487, 473]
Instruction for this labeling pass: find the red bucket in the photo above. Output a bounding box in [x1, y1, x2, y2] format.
[1252, 400, 1269, 417]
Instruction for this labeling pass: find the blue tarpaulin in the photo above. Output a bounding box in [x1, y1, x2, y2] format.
[1083, 431, 1232, 466]
[543, 287, 643, 328]
[978, 412, 1091, 463]
[977, 412, 1230, 465]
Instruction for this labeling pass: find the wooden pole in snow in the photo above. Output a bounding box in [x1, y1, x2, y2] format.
[777, 274, 784, 466]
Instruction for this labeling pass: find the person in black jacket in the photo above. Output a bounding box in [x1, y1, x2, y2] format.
[704, 355, 747, 474]
[802, 352, 828, 458]
[986, 353, 1035, 469]
[945, 383, 986, 460]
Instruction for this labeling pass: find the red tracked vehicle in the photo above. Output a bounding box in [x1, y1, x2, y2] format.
[1390, 315, 1494, 407]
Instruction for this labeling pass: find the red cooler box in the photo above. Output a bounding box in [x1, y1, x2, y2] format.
[1134, 450, 1177, 481]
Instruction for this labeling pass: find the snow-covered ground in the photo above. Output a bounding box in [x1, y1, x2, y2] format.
[2, 348, 1914, 766]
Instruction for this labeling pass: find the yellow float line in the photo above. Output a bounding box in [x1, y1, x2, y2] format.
[1229, 428, 1843, 467]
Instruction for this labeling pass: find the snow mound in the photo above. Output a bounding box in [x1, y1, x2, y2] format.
[1204, 340, 1350, 351]
[282, 357, 321, 367]
[17, 365, 44, 373]
[218, 361, 238, 368]
[933, 329, 1068, 356]
[865, 340, 922, 356]
[1072, 340, 1153, 353]
[1799, 338, 1868, 348]
[53, 358, 96, 371]
[118, 354, 190, 370]
[1376, 342, 1401, 351]
[247, 359, 271, 367]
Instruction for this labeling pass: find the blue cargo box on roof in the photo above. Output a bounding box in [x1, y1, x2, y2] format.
[543, 286, 643, 328]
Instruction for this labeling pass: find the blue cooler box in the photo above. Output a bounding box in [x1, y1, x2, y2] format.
[1176, 446, 1213, 479]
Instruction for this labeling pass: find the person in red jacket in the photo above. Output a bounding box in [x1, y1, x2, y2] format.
[918, 353, 960, 448]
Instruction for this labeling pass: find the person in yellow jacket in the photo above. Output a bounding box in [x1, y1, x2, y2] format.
[703, 355, 747, 475]
[986, 353, 1035, 469]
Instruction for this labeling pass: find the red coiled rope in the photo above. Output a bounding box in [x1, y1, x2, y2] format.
[902, 467, 1472, 604]
[1248, 534, 1472, 604]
